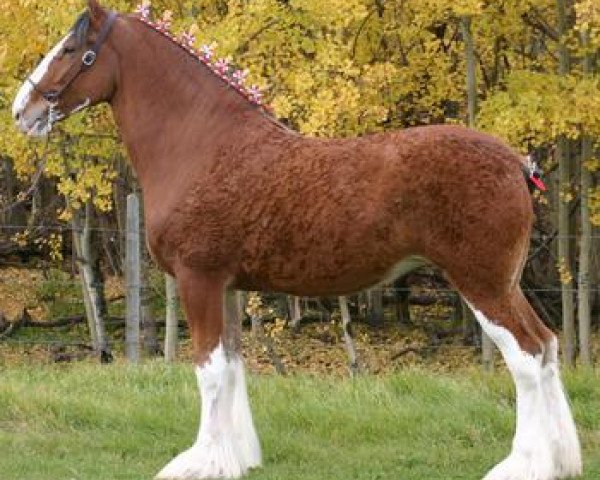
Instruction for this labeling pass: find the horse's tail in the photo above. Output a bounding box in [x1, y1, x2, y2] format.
[522, 154, 546, 193]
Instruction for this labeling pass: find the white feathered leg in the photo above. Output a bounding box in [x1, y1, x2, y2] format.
[469, 305, 559, 480]
[541, 338, 581, 478]
[156, 343, 261, 479]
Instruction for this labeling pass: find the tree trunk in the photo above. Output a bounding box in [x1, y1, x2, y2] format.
[140, 268, 159, 356]
[72, 213, 99, 351]
[1, 157, 14, 225]
[339, 296, 360, 376]
[481, 324, 495, 370]
[578, 135, 592, 366]
[236, 291, 247, 325]
[577, 29, 595, 366]
[395, 281, 411, 325]
[591, 234, 600, 328]
[367, 288, 384, 326]
[556, 0, 576, 366]
[288, 296, 302, 331]
[460, 16, 478, 127]
[99, 214, 121, 276]
[73, 202, 111, 361]
[164, 274, 179, 362]
[113, 156, 131, 273]
[138, 187, 159, 356]
[27, 169, 42, 229]
[251, 314, 286, 375]
[2, 157, 28, 228]
[126, 193, 141, 363]
[461, 14, 493, 368]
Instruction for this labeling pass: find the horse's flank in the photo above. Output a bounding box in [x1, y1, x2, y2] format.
[112, 14, 530, 298]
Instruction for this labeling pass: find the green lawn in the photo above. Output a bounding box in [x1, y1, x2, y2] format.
[0, 363, 598, 480]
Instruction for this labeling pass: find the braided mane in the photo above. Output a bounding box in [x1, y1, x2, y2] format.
[133, 4, 272, 116]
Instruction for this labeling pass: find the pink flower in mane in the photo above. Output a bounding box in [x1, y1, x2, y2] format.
[232, 69, 249, 85]
[214, 58, 230, 75]
[200, 44, 215, 61]
[155, 10, 173, 31]
[131, 6, 268, 111]
[134, 2, 151, 19]
[246, 85, 263, 104]
[155, 19, 171, 31]
[179, 31, 196, 48]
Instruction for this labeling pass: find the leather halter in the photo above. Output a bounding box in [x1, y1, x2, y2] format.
[28, 11, 118, 103]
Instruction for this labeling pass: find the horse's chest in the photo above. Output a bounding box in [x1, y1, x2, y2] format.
[147, 196, 244, 273]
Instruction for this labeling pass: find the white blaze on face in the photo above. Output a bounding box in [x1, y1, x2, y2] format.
[12, 35, 70, 135]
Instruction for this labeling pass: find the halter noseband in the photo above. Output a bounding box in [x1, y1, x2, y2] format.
[29, 10, 118, 103]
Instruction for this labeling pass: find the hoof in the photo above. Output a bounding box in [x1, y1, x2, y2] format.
[542, 363, 582, 479]
[553, 444, 582, 479]
[156, 439, 249, 479]
[483, 451, 555, 480]
[549, 424, 581, 479]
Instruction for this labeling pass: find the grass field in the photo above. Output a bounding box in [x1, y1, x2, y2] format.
[1, 363, 599, 480]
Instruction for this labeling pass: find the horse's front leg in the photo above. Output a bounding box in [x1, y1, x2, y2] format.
[156, 271, 261, 479]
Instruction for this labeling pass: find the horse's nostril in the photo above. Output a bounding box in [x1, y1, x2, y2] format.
[14, 111, 21, 121]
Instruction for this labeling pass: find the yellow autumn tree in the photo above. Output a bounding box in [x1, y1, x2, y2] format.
[1, 1, 598, 363]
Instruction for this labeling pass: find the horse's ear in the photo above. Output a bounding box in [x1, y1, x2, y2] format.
[88, 0, 106, 26]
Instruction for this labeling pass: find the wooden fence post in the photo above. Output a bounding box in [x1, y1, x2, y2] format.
[72, 201, 111, 360]
[164, 274, 179, 362]
[481, 328, 495, 371]
[339, 296, 360, 377]
[126, 193, 140, 363]
[288, 296, 302, 331]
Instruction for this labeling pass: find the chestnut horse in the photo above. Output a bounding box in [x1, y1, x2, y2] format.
[12, 2, 581, 479]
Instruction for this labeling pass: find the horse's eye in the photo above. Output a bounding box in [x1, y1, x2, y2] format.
[63, 46, 76, 55]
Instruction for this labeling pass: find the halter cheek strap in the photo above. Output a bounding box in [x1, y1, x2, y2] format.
[84, 10, 119, 66]
[30, 10, 118, 103]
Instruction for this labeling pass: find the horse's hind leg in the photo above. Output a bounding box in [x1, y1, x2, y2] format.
[464, 288, 581, 480]
[156, 270, 261, 479]
[535, 310, 581, 478]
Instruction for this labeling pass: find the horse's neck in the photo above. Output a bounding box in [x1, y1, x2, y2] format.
[109, 18, 265, 199]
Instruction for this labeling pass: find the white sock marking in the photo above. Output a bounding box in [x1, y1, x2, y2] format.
[156, 343, 261, 479]
[231, 356, 262, 469]
[541, 338, 582, 478]
[467, 303, 581, 480]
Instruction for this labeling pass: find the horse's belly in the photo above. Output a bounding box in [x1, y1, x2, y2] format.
[233, 255, 425, 296]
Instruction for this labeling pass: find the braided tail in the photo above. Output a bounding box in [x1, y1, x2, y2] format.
[522, 155, 546, 192]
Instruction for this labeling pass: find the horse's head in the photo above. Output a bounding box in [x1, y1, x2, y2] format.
[12, 0, 118, 136]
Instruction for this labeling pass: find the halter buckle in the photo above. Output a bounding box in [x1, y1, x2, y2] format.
[82, 50, 97, 66]
[43, 91, 59, 103]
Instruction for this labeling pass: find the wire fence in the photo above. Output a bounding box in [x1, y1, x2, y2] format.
[3, 223, 600, 239]
[1, 210, 599, 369]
